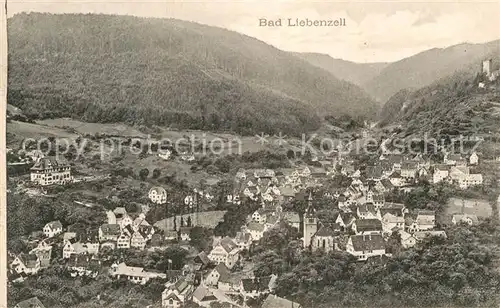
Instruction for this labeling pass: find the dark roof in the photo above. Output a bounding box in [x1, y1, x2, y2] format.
[350, 234, 385, 251]
[220, 237, 238, 253]
[214, 263, 230, 281]
[314, 225, 337, 237]
[100, 224, 121, 236]
[354, 219, 382, 232]
[18, 253, 39, 268]
[195, 251, 210, 265]
[241, 276, 273, 292]
[30, 158, 68, 171]
[15, 297, 46, 308]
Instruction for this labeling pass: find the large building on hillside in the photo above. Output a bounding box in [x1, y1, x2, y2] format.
[30, 158, 72, 186]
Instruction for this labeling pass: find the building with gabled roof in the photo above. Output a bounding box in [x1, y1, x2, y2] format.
[352, 219, 383, 235]
[98, 224, 121, 242]
[149, 186, 167, 204]
[311, 225, 339, 252]
[346, 234, 386, 261]
[111, 262, 166, 284]
[10, 253, 41, 275]
[162, 276, 195, 308]
[43, 220, 63, 238]
[205, 263, 230, 286]
[208, 237, 240, 269]
[30, 157, 72, 186]
[240, 275, 278, 299]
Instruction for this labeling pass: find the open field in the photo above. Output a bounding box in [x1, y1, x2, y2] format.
[446, 197, 494, 218]
[9, 118, 308, 156]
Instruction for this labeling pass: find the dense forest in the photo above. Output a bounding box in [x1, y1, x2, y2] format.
[378, 53, 500, 142]
[7, 13, 378, 136]
[364, 40, 500, 102]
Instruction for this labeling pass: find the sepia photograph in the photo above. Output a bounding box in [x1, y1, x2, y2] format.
[1, 1, 500, 307]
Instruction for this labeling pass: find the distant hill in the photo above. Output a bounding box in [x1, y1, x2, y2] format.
[7, 13, 378, 136]
[293, 52, 389, 87]
[379, 53, 500, 144]
[364, 40, 500, 102]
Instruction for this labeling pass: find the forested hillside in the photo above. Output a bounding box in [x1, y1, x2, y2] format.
[7, 13, 378, 135]
[365, 40, 500, 102]
[379, 53, 500, 143]
[293, 52, 388, 87]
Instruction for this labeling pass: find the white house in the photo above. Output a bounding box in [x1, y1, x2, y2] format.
[43, 220, 63, 238]
[30, 158, 72, 186]
[10, 253, 41, 275]
[205, 263, 230, 286]
[452, 214, 479, 226]
[162, 277, 194, 308]
[110, 262, 166, 285]
[208, 237, 240, 269]
[149, 187, 167, 204]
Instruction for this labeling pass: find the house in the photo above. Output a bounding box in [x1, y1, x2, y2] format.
[415, 210, 436, 231]
[98, 224, 121, 242]
[251, 209, 269, 224]
[179, 227, 192, 242]
[240, 275, 278, 299]
[162, 277, 195, 308]
[31, 246, 52, 268]
[281, 211, 301, 230]
[400, 161, 418, 180]
[234, 231, 252, 250]
[262, 294, 302, 308]
[382, 213, 405, 233]
[192, 285, 219, 307]
[335, 212, 356, 229]
[113, 207, 128, 223]
[205, 263, 230, 286]
[30, 157, 72, 186]
[444, 153, 464, 166]
[117, 232, 131, 249]
[357, 204, 381, 220]
[67, 254, 100, 278]
[449, 166, 483, 189]
[11, 253, 41, 275]
[433, 165, 450, 184]
[346, 234, 386, 261]
[130, 230, 148, 250]
[469, 152, 479, 165]
[399, 230, 417, 249]
[247, 222, 266, 242]
[208, 237, 240, 269]
[43, 220, 63, 238]
[311, 225, 338, 252]
[14, 297, 46, 308]
[352, 219, 383, 235]
[110, 262, 166, 284]
[389, 171, 404, 187]
[149, 187, 167, 204]
[452, 214, 479, 226]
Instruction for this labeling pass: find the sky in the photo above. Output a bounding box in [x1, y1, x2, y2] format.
[6, 0, 500, 63]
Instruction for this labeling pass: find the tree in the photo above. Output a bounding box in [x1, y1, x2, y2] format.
[152, 168, 161, 179]
[139, 168, 149, 180]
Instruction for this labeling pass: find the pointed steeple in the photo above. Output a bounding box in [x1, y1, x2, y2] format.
[305, 191, 316, 217]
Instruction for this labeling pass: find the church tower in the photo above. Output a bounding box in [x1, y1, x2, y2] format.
[303, 191, 318, 249]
